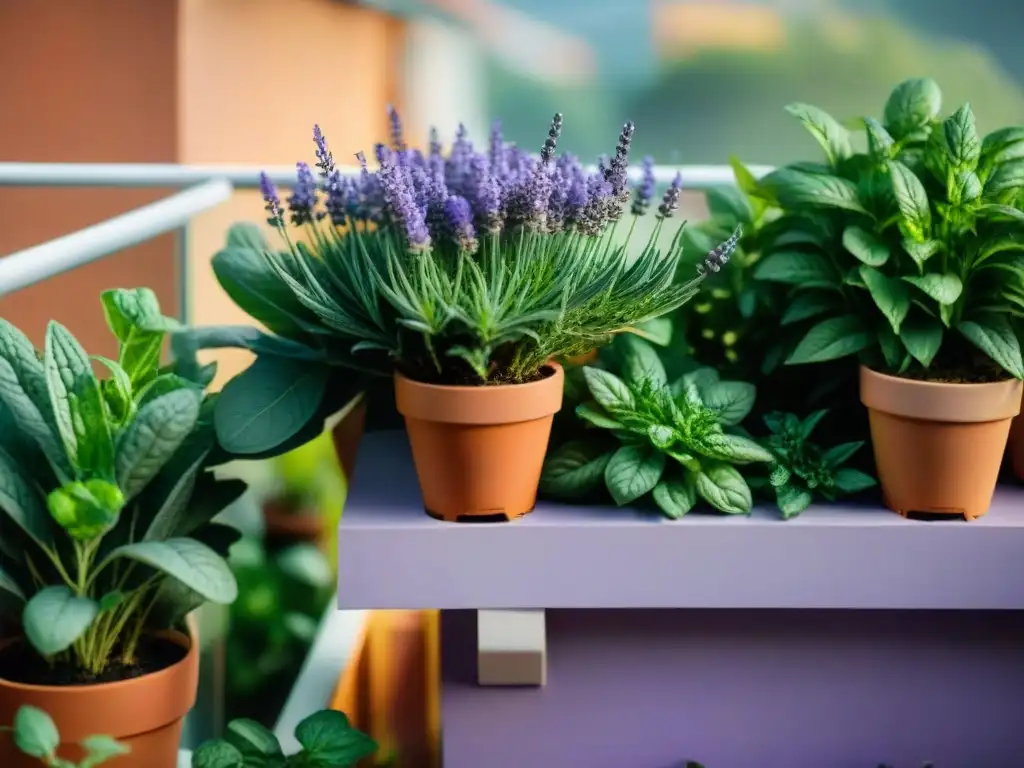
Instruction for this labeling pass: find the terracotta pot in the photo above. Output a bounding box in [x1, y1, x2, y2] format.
[860, 366, 1023, 520]
[0, 627, 197, 768]
[331, 394, 367, 482]
[262, 498, 326, 542]
[1009, 393, 1024, 482]
[394, 364, 565, 522]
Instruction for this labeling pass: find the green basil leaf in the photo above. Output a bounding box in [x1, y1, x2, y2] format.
[784, 102, 852, 167]
[943, 104, 980, 171]
[842, 226, 890, 267]
[575, 403, 622, 430]
[701, 381, 757, 427]
[22, 586, 99, 656]
[116, 389, 202, 501]
[620, 335, 667, 387]
[901, 273, 963, 305]
[957, 315, 1024, 379]
[652, 474, 697, 519]
[0, 445, 53, 547]
[753, 251, 836, 285]
[582, 367, 634, 411]
[980, 127, 1024, 167]
[705, 186, 753, 226]
[883, 77, 942, 140]
[780, 291, 835, 326]
[694, 463, 752, 514]
[701, 433, 774, 465]
[887, 160, 932, 241]
[223, 718, 285, 763]
[776, 484, 813, 519]
[758, 168, 867, 214]
[863, 117, 896, 159]
[191, 740, 245, 768]
[604, 444, 665, 506]
[80, 734, 130, 763]
[111, 538, 237, 604]
[902, 238, 942, 268]
[983, 159, 1024, 198]
[900, 315, 945, 368]
[540, 440, 613, 499]
[833, 468, 878, 494]
[860, 267, 911, 334]
[12, 705, 60, 759]
[821, 441, 865, 468]
[295, 709, 377, 766]
[786, 315, 874, 365]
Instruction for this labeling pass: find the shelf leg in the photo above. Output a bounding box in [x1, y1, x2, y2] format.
[476, 609, 546, 687]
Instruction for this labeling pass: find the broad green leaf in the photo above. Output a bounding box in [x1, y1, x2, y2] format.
[540, 440, 613, 499]
[80, 734, 130, 764]
[902, 238, 941, 268]
[776, 484, 813, 519]
[943, 104, 980, 170]
[983, 159, 1024, 198]
[822, 441, 865, 468]
[44, 322, 115, 478]
[652, 475, 697, 519]
[978, 236, 1024, 265]
[176, 325, 326, 362]
[948, 170, 982, 205]
[111, 538, 238, 604]
[753, 251, 836, 285]
[701, 433, 774, 464]
[883, 77, 942, 139]
[786, 315, 874, 365]
[627, 317, 673, 346]
[887, 161, 932, 241]
[140, 435, 214, 541]
[705, 186, 753, 226]
[860, 267, 911, 334]
[0, 445, 53, 547]
[977, 203, 1024, 223]
[901, 273, 963, 305]
[225, 221, 270, 252]
[729, 155, 768, 220]
[678, 367, 720, 400]
[757, 167, 867, 214]
[223, 718, 285, 764]
[701, 381, 756, 426]
[134, 373, 201, 408]
[957, 315, 1024, 379]
[582, 367, 634, 411]
[980, 127, 1024, 166]
[784, 102, 852, 167]
[620, 336, 667, 388]
[863, 117, 896, 159]
[842, 226, 890, 267]
[695, 463, 752, 514]
[780, 291, 835, 326]
[116, 388, 202, 500]
[214, 356, 331, 455]
[900, 315, 944, 368]
[23, 586, 99, 656]
[294, 709, 378, 766]
[13, 705, 59, 758]
[575, 403, 622, 430]
[833, 468, 878, 494]
[798, 409, 828, 439]
[191, 740, 245, 768]
[604, 444, 665, 506]
[101, 288, 178, 387]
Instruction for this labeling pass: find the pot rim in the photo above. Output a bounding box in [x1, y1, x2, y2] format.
[0, 622, 194, 694]
[395, 362, 564, 425]
[859, 365, 1024, 422]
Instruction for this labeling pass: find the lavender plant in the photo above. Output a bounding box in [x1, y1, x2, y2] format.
[182, 110, 741, 456]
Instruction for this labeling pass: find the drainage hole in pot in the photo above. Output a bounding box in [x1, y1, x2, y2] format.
[903, 510, 968, 522]
[424, 508, 513, 523]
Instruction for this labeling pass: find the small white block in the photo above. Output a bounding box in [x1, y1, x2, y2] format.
[476, 609, 546, 686]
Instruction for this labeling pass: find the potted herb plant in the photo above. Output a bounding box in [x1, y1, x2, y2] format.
[745, 77, 1024, 519]
[0, 289, 245, 767]
[189, 109, 740, 522]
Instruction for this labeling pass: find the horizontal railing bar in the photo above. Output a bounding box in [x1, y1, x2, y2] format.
[0, 162, 771, 189]
[0, 179, 234, 295]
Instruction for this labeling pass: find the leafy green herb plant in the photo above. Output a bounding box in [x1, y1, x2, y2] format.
[0, 288, 243, 680]
[541, 336, 773, 517]
[191, 709, 376, 768]
[3, 705, 128, 767]
[179, 111, 740, 457]
[752, 410, 877, 518]
[747, 78, 1024, 381]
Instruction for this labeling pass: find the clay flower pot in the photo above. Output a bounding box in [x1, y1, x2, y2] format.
[0, 627, 198, 768]
[1009, 393, 1024, 482]
[262, 498, 326, 542]
[395, 363, 565, 522]
[860, 366, 1023, 520]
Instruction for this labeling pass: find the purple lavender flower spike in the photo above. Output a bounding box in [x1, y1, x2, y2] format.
[657, 172, 682, 219]
[540, 113, 563, 164]
[374, 143, 392, 167]
[468, 154, 502, 233]
[323, 169, 348, 225]
[387, 105, 405, 152]
[631, 155, 656, 216]
[379, 156, 431, 251]
[444, 195, 478, 252]
[287, 162, 318, 226]
[605, 121, 635, 196]
[488, 120, 505, 174]
[312, 124, 334, 177]
[697, 225, 742, 276]
[260, 172, 284, 228]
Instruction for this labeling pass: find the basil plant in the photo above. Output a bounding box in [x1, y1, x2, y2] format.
[0, 289, 243, 678]
[745, 77, 1024, 381]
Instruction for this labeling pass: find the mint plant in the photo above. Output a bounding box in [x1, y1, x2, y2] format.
[178, 110, 740, 457]
[191, 709, 376, 768]
[752, 410, 876, 519]
[541, 336, 773, 517]
[3, 705, 128, 766]
[747, 78, 1024, 381]
[0, 288, 243, 679]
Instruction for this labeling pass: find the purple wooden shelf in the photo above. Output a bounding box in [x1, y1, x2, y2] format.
[337, 431, 1024, 611]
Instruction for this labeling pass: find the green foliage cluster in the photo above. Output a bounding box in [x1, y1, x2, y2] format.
[0, 289, 243, 677]
[191, 710, 376, 768]
[3, 705, 128, 767]
[744, 77, 1024, 380]
[542, 336, 774, 516]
